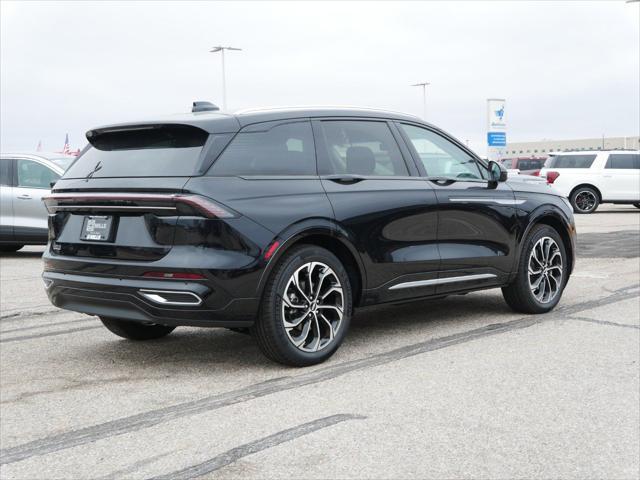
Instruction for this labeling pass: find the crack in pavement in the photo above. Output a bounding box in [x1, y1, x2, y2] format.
[148, 414, 365, 480]
[0, 308, 68, 322]
[0, 283, 637, 466]
[0, 326, 102, 344]
[0, 317, 95, 335]
[568, 316, 640, 330]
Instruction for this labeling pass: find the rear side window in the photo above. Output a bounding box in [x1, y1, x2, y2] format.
[547, 154, 596, 169]
[17, 160, 60, 189]
[530, 159, 544, 169]
[210, 122, 315, 176]
[605, 154, 640, 169]
[0, 160, 11, 186]
[63, 124, 209, 178]
[319, 121, 407, 176]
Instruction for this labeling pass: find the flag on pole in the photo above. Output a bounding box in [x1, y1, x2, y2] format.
[36, 140, 42, 152]
[62, 134, 70, 155]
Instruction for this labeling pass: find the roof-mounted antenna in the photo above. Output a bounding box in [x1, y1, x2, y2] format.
[192, 101, 220, 113]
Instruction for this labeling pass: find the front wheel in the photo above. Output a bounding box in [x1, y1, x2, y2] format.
[253, 245, 352, 367]
[502, 225, 568, 314]
[570, 187, 599, 214]
[100, 317, 175, 340]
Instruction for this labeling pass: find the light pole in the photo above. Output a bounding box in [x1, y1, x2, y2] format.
[411, 81, 430, 120]
[210, 46, 242, 111]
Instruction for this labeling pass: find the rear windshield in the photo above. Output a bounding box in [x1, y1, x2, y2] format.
[63, 124, 209, 178]
[546, 154, 596, 169]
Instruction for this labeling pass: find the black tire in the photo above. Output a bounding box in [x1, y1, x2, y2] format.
[252, 245, 353, 367]
[0, 244, 24, 253]
[570, 186, 599, 214]
[99, 317, 175, 340]
[502, 224, 568, 314]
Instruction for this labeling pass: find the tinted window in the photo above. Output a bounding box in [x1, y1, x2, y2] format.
[63, 125, 208, 178]
[17, 160, 59, 189]
[0, 160, 11, 186]
[400, 124, 484, 179]
[501, 159, 513, 169]
[547, 154, 596, 168]
[319, 121, 407, 176]
[211, 122, 315, 176]
[606, 154, 640, 170]
[531, 159, 544, 169]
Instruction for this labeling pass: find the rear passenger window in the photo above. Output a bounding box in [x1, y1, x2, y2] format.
[605, 154, 640, 169]
[547, 154, 596, 168]
[17, 160, 59, 189]
[318, 121, 408, 176]
[210, 122, 315, 176]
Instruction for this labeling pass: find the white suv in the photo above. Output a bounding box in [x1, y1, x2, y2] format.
[539, 150, 640, 213]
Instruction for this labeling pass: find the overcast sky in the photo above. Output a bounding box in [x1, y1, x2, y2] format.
[1, 1, 638, 155]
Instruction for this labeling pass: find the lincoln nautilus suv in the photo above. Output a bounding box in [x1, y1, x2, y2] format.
[43, 105, 576, 366]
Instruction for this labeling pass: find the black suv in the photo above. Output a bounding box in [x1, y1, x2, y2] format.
[43, 106, 576, 366]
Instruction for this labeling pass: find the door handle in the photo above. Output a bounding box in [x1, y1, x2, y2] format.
[17, 194, 32, 200]
[325, 175, 366, 185]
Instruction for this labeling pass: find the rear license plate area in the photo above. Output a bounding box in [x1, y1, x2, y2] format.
[80, 215, 115, 242]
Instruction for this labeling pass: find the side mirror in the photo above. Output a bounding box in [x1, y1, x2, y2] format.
[487, 160, 508, 188]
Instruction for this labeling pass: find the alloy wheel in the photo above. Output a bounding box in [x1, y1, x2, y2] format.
[280, 261, 344, 352]
[528, 236, 563, 304]
[574, 190, 597, 212]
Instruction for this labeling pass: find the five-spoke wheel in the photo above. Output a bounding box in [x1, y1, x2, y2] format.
[570, 187, 599, 214]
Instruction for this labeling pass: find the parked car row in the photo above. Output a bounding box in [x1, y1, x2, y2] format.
[502, 151, 640, 213]
[540, 150, 640, 213]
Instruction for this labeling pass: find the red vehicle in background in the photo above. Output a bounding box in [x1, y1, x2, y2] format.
[500, 157, 547, 176]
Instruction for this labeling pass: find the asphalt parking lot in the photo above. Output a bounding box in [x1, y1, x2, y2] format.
[1, 204, 638, 480]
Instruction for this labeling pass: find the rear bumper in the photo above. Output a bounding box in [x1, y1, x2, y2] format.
[43, 271, 259, 327]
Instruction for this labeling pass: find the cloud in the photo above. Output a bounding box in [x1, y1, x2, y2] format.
[1, 1, 638, 155]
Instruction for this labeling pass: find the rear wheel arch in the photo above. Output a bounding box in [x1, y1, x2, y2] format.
[569, 183, 602, 202]
[258, 229, 365, 307]
[519, 212, 574, 276]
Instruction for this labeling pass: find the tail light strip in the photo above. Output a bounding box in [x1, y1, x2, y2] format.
[43, 193, 237, 219]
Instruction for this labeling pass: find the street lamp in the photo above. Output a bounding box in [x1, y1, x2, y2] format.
[210, 46, 242, 111]
[411, 81, 430, 120]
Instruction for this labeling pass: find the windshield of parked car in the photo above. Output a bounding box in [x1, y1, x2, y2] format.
[50, 156, 75, 171]
[63, 124, 209, 178]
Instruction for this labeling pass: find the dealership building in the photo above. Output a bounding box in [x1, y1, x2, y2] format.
[504, 136, 639, 157]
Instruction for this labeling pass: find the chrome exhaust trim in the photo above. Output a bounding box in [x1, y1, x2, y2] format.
[138, 289, 203, 306]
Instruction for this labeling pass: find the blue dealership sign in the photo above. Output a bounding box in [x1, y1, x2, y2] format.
[487, 132, 506, 147]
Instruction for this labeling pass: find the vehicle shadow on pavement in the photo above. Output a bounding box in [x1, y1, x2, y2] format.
[0, 251, 44, 258]
[78, 292, 511, 372]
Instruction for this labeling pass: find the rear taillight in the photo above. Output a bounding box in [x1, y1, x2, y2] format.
[532, 170, 540, 177]
[546, 171, 560, 184]
[42, 193, 237, 219]
[143, 272, 205, 280]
